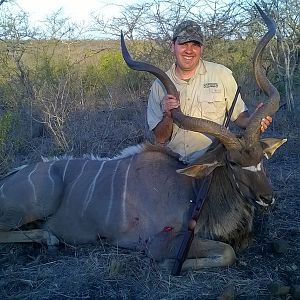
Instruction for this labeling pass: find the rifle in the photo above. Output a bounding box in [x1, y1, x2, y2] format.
[171, 86, 241, 276]
[171, 174, 212, 275]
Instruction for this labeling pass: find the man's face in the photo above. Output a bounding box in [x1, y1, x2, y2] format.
[172, 40, 203, 74]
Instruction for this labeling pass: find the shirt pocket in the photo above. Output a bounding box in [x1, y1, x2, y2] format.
[200, 88, 226, 122]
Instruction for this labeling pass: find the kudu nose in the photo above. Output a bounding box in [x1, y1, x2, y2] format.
[256, 194, 275, 207]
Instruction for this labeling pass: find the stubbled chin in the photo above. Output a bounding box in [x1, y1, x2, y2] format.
[181, 59, 197, 69]
[182, 63, 196, 71]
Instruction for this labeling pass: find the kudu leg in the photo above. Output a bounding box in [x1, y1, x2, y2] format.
[0, 229, 59, 246]
[181, 238, 236, 271]
[148, 232, 236, 272]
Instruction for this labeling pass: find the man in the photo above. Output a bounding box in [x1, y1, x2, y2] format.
[147, 20, 272, 163]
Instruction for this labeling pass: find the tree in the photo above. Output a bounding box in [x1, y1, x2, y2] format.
[242, 0, 299, 112]
[0, 0, 9, 6]
[270, 0, 299, 111]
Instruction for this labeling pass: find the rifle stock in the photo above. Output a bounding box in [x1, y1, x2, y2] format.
[172, 228, 194, 275]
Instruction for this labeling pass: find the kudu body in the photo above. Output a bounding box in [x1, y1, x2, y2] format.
[0, 6, 285, 271]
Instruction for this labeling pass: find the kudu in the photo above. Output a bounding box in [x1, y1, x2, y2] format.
[0, 5, 286, 272]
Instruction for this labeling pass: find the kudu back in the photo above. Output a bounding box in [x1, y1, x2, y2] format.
[0, 5, 286, 272]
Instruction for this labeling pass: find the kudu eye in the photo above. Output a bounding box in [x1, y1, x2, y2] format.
[229, 161, 239, 167]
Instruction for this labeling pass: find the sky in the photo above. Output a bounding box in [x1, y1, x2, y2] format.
[14, 0, 133, 23]
[4, 0, 137, 38]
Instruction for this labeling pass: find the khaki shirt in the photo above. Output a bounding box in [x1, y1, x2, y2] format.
[147, 60, 247, 163]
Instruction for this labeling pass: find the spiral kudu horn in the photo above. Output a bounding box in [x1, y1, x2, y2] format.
[244, 4, 280, 147]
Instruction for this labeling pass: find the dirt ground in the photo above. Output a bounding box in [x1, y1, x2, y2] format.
[0, 109, 299, 300]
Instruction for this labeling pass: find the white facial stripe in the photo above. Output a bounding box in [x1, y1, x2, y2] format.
[242, 162, 262, 172]
[256, 199, 269, 207]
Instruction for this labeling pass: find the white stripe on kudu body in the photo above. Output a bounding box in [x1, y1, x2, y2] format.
[82, 160, 107, 214]
[0, 184, 5, 199]
[28, 164, 38, 203]
[121, 155, 135, 228]
[62, 159, 71, 182]
[48, 161, 56, 196]
[66, 160, 89, 207]
[105, 160, 121, 226]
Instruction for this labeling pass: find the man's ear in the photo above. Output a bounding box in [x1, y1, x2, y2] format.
[261, 138, 287, 159]
[199, 44, 204, 56]
[177, 160, 222, 178]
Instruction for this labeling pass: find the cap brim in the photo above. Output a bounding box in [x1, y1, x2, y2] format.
[176, 36, 203, 45]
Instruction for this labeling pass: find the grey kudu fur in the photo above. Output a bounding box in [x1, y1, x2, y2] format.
[0, 5, 286, 272]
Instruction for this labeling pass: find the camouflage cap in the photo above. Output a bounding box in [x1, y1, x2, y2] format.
[172, 20, 204, 45]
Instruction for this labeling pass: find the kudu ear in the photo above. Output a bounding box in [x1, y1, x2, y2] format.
[177, 143, 225, 178]
[261, 138, 287, 159]
[176, 160, 223, 178]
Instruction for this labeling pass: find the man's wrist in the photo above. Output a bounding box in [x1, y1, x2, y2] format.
[163, 112, 172, 120]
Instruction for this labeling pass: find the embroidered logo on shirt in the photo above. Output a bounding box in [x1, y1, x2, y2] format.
[204, 82, 218, 88]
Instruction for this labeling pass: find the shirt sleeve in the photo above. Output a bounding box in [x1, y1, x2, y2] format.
[147, 79, 166, 130]
[223, 69, 248, 121]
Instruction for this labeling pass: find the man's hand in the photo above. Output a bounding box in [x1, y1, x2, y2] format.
[256, 102, 272, 132]
[162, 94, 180, 117]
[153, 94, 179, 144]
[260, 116, 272, 132]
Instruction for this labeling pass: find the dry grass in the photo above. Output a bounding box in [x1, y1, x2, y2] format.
[0, 103, 299, 299]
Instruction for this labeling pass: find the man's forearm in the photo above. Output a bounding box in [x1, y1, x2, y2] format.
[153, 114, 174, 144]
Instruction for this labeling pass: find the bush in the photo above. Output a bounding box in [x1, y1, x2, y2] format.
[0, 111, 13, 145]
